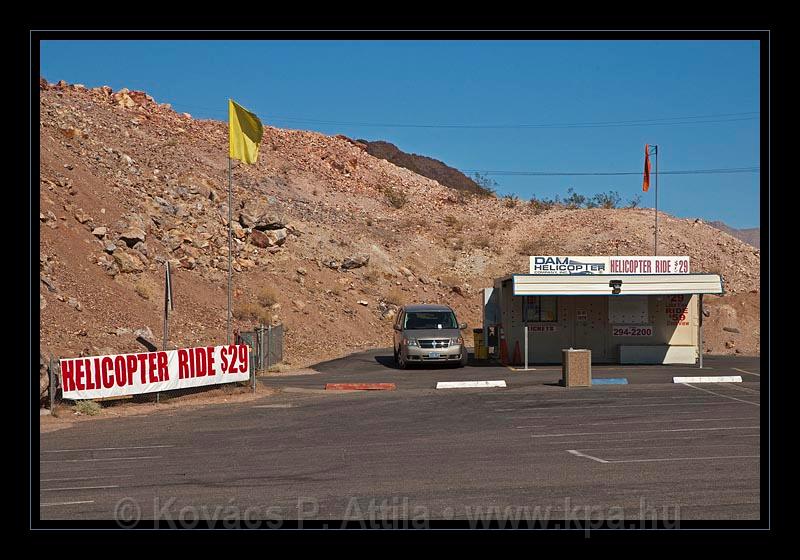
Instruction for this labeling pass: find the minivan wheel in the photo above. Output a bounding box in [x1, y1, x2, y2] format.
[397, 352, 407, 370]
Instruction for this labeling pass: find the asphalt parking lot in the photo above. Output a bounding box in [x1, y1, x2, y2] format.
[39, 351, 762, 525]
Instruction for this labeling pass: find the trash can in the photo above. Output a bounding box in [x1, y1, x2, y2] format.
[473, 328, 488, 360]
[561, 348, 591, 387]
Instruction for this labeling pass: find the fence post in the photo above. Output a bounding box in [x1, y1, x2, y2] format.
[49, 355, 57, 416]
[267, 324, 272, 371]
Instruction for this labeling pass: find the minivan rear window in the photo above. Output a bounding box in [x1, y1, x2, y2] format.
[403, 311, 457, 330]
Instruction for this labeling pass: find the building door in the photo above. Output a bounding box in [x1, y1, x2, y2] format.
[571, 296, 607, 362]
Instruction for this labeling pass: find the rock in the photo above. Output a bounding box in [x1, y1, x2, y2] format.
[341, 255, 370, 270]
[451, 286, 465, 297]
[113, 251, 145, 273]
[134, 326, 154, 340]
[399, 266, 413, 277]
[74, 208, 92, 224]
[67, 297, 83, 312]
[239, 200, 285, 230]
[722, 326, 741, 334]
[296, 267, 307, 276]
[104, 243, 116, 254]
[725, 340, 735, 349]
[119, 227, 146, 248]
[292, 299, 306, 311]
[357, 300, 369, 306]
[250, 228, 287, 248]
[232, 222, 246, 240]
[154, 196, 178, 215]
[40, 294, 46, 310]
[179, 257, 196, 270]
[40, 276, 57, 292]
[92, 226, 108, 238]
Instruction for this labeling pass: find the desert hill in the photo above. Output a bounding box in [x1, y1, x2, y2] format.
[39, 79, 761, 378]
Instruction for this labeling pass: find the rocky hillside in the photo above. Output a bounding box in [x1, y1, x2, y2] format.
[708, 221, 760, 249]
[357, 139, 491, 196]
[39, 80, 761, 376]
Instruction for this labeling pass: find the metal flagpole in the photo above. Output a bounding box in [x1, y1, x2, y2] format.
[227, 157, 233, 345]
[654, 145, 659, 256]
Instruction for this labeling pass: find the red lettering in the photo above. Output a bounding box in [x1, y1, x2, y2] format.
[220, 346, 230, 373]
[126, 355, 138, 385]
[206, 347, 216, 376]
[60, 360, 75, 393]
[93, 357, 102, 390]
[83, 358, 95, 390]
[101, 357, 114, 389]
[147, 353, 159, 383]
[137, 354, 149, 384]
[238, 345, 248, 373]
[228, 346, 238, 374]
[114, 356, 126, 387]
[157, 352, 169, 381]
[178, 349, 189, 379]
[75, 359, 85, 391]
[194, 348, 207, 377]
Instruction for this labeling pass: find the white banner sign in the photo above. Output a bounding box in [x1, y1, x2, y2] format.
[59, 344, 250, 400]
[529, 256, 690, 275]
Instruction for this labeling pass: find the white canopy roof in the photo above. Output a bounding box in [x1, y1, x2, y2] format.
[512, 273, 723, 296]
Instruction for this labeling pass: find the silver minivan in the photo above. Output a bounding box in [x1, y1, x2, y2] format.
[393, 304, 468, 368]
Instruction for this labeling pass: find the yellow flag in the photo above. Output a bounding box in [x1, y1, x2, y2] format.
[229, 99, 263, 164]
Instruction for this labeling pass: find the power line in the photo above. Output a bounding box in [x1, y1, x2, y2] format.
[461, 167, 760, 177]
[172, 104, 759, 130]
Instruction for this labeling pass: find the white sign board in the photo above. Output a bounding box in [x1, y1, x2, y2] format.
[529, 256, 690, 275]
[60, 344, 250, 400]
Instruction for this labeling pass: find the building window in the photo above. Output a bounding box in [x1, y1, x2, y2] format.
[523, 296, 557, 322]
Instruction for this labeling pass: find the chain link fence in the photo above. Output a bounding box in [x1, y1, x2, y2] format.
[236, 323, 284, 373]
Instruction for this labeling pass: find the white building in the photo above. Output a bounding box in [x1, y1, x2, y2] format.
[483, 256, 723, 365]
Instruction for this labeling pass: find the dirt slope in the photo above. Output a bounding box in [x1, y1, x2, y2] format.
[38, 80, 761, 375]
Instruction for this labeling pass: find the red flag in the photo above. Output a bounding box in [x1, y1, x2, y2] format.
[642, 144, 651, 192]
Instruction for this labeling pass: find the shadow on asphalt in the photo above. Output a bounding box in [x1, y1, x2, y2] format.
[373, 353, 505, 370]
[374, 355, 462, 370]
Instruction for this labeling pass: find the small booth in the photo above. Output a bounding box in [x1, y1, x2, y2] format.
[482, 256, 723, 365]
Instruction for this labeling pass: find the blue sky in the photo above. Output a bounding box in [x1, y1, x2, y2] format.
[39, 40, 761, 228]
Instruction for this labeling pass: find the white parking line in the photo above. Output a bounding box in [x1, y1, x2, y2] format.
[515, 416, 758, 429]
[579, 442, 761, 452]
[724, 384, 761, 395]
[546, 434, 760, 446]
[531, 426, 758, 438]
[252, 404, 295, 408]
[41, 445, 174, 453]
[501, 408, 757, 420]
[682, 383, 760, 406]
[567, 449, 608, 463]
[608, 455, 760, 463]
[41, 475, 134, 483]
[40, 501, 95, 507]
[42, 485, 120, 492]
[41, 455, 163, 463]
[510, 401, 744, 414]
[733, 368, 760, 377]
[567, 450, 760, 464]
